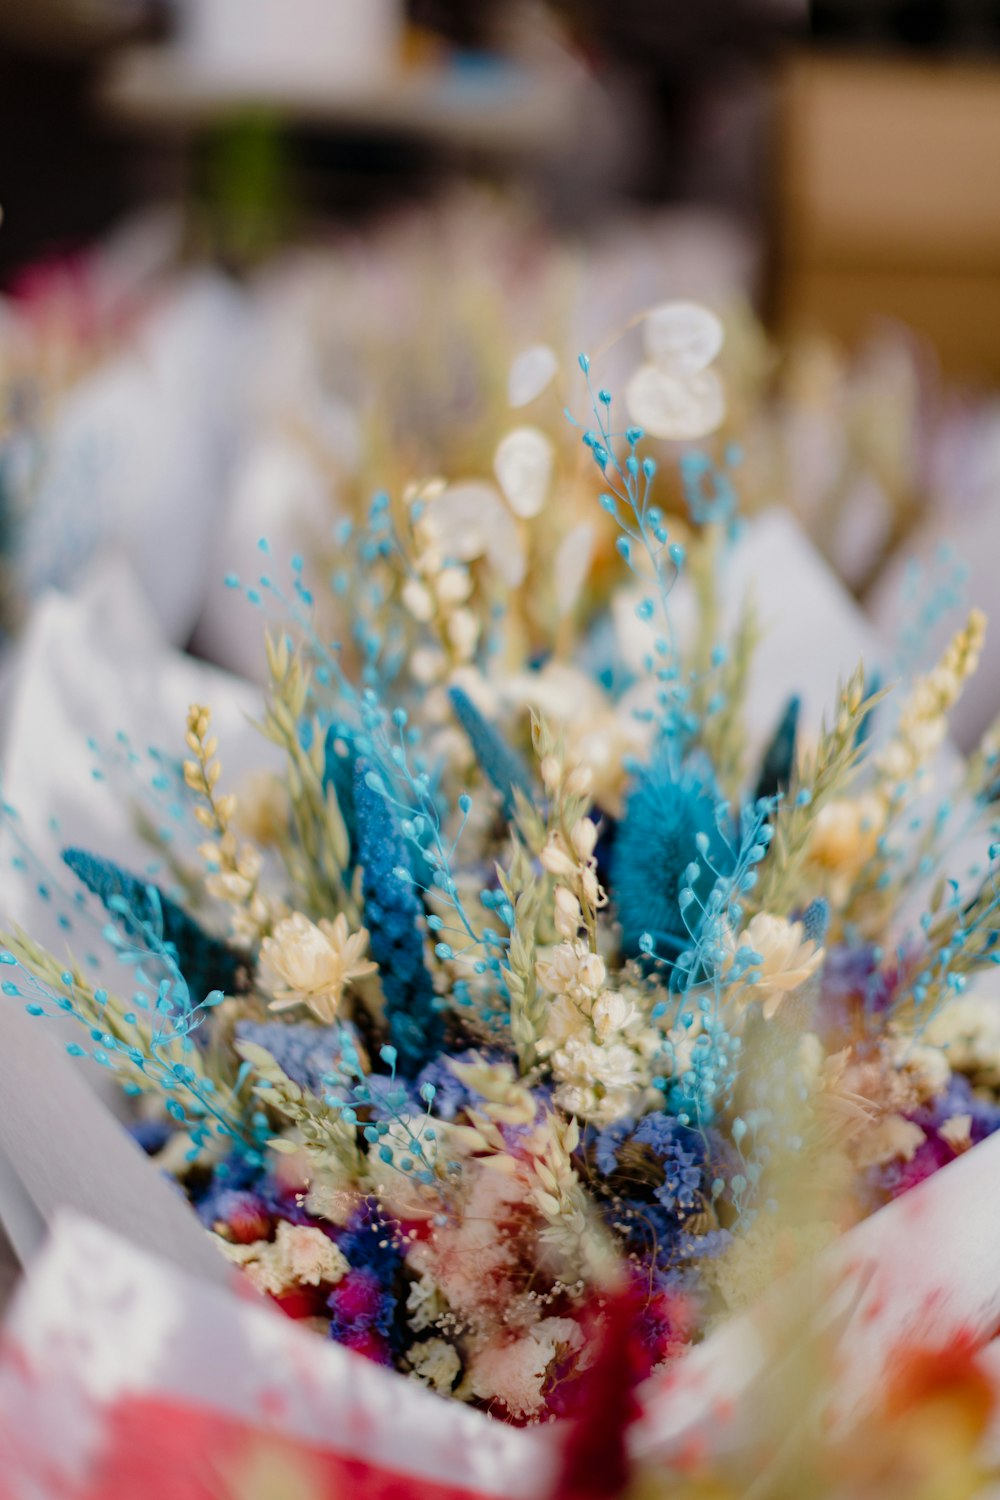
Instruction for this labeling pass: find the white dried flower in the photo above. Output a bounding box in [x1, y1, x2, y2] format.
[570, 817, 598, 861]
[446, 607, 479, 660]
[536, 940, 606, 1002]
[259, 911, 377, 1023]
[275, 1221, 349, 1287]
[591, 990, 636, 1041]
[220, 1222, 349, 1297]
[553, 886, 583, 939]
[730, 913, 824, 1021]
[409, 1337, 462, 1394]
[939, 1114, 973, 1152]
[402, 578, 435, 623]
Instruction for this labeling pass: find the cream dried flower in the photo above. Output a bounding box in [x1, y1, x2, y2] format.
[259, 911, 376, 1022]
[464, 1318, 583, 1418]
[730, 913, 824, 1021]
[535, 940, 606, 1003]
[219, 1221, 348, 1296]
[939, 1114, 973, 1152]
[409, 1337, 462, 1394]
[550, 1034, 646, 1125]
[851, 1113, 925, 1170]
[924, 991, 1000, 1084]
[591, 989, 637, 1041]
[805, 794, 885, 900]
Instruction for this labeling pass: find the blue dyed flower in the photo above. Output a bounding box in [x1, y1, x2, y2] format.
[62, 846, 246, 1001]
[611, 761, 733, 961]
[448, 686, 532, 819]
[354, 761, 443, 1077]
[593, 1112, 706, 1221]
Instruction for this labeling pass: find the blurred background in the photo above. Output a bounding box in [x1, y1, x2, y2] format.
[1, 0, 999, 703]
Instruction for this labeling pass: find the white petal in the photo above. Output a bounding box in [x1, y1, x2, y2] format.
[422, 482, 498, 561]
[507, 343, 558, 407]
[425, 482, 526, 588]
[643, 300, 724, 376]
[493, 426, 554, 519]
[625, 363, 726, 442]
[554, 521, 596, 617]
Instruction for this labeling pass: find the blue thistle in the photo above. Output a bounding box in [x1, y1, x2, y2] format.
[62, 847, 245, 999]
[754, 694, 800, 802]
[353, 761, 442, 1077]
[448, 686, 532, 820]
[611, 762, 733, 961]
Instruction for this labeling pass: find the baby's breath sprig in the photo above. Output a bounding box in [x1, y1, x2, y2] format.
[696, 593, 760, 804]
[574, 357, 690, 759]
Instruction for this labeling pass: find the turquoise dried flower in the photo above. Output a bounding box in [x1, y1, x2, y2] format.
[611, 761, 733, 962]
[448, 685, 532, 820]
[62, 847, 246, 999]
[353, 761, 443, 1077]
[754, 695, 800, 803]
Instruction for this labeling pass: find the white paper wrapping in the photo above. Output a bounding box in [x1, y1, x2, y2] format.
[17, 272, 250, 647]
[0, 559, 270, 1275]
[6, 1123, 1000, 1498]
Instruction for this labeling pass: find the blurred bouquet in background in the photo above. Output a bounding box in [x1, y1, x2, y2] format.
[0, 212, 247, 649]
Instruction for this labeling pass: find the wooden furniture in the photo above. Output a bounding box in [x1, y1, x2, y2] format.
[775, 50, 1000, 380]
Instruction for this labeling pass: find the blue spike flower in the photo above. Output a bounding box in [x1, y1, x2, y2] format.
[323, 723, 359, 868]
[353, 761, 443, 1077]
[62, 847, 245, 999]
[447, 686, 532, 820]
[754, 694, 800, 802]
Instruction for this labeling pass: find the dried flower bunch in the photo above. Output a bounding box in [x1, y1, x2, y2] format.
[5, 304, 1000, 1427]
